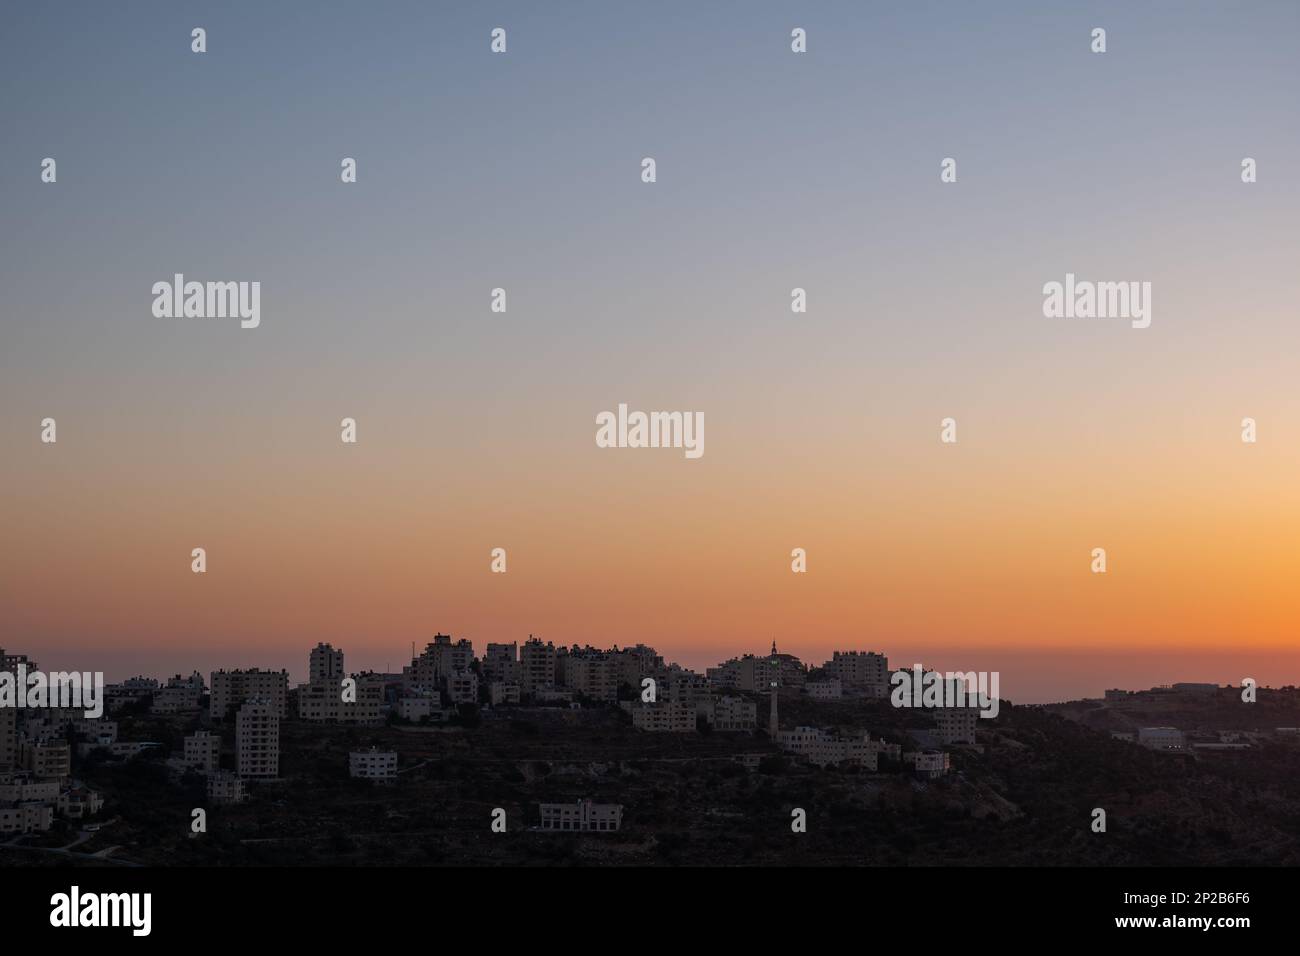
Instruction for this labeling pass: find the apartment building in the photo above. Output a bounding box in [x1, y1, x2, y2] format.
[24, 741, 71, 781]
[297, 673, 384, 725]
[934, 706, 980, 745]
[631, 700, 696, 733]
[153, 672, 205, 714]
[708, 644, 806, 693]
[0, 772, 59, 803]
[210, 669, 288, 721]
[405, 634, 474, 692]
[207, 769, 246, 805]
[398, 695, 449, 722]
[0, 802, 53, 834]
[309, 643, 345, 683]
[711, 695, 757, 732]
[445, 670, 479, 705]
[104, 677, 159, 713]
[183, 730, 221, 773]
[826, 651, 890, 698]
[0, 708, 14, 771]
[776, 727, 880, 769]
[665, 673, 717, 717]
[562, 650, 618, 702]
[236, 699, 280, 778]
[483, 643, 520, 683]
[539, 799, 623, 832]
[57, 786, 104, 819]
[1139, 727, 1186, 751]
[806, 679, 843, 700]
[905, 749, 950, 779]
[349, 748, 398, 783]
[520, 638, 559, 695]
[609, 644, 664, 688]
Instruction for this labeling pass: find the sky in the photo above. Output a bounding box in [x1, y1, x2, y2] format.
[2, 1, 1299, 702]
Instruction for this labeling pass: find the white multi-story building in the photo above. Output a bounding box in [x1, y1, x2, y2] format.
[71, 718, 117, 744]
[18, 715, 72, 746]
[609, 645, 664, 689]
[665, 674, 717, 717]
[539, 799, 622, 832]
[0, 772, 59, 803]
[297, 674, 384, 725]
[534, 687, 573, 704]
[310, 643, 346, 683]
[489, 682, 521, 706]
[349, 748, 397, 783]
[776, 727, 880, 769]
[826, 651, 890, 697]
[184, 731, 221, 773]
[236, 699, 280, 778]
[711, 695, 757, 731]
[445, 670, 479, 705]
[398, 695, 447, 722]
[0, 650, 26, 771]
[708, 643, 806, 693]
[153, 672, 205, 713]
[483, 643, 520, 683]
[806, 679, 843, 700]
[1138, 727, 1186, 751]
[0, 709, 16, 771]
[109, 741, 162, 759]
[934, 707, 979, 745]
[24, 741, 71, 781]
[405, 634, 474, 692]
[207, 770, 246, 805]
[57, 786, 104, 819]
[905, 749, 950, 779]
[211, 669, 288, 721]
[562, 650, 619, 702]
[0, 802, 53, 834]
[631, 700, 696, 733]
[520, 638, 559, 695]
[104, 677, 158, 713]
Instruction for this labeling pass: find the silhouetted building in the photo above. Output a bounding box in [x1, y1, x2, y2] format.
[310, 643, 345, 683]
[236, 699, 279, 778]
[184, 731, 221, 773]
[520, 637, 559, 695]
[349, 748, 397, 783]
[539, 799, 622, 832]
[211, 669, 288, 721]
[826, 650, 890, 698]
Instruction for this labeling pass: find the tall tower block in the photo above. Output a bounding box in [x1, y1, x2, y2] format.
[768, 640, 779, 737]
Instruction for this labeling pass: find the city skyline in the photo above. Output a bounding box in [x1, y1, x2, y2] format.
[7, 626, 1298, 873]
[7, 635, 1297, 706]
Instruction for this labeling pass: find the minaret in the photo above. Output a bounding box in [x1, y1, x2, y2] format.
[768, 641, 779, 737]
